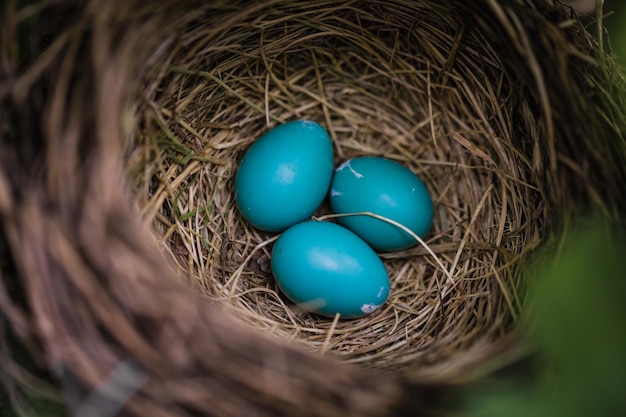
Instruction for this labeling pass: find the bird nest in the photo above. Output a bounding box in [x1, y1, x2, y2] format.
[131, 0, 542, 373]
[1, 1, 626, 416]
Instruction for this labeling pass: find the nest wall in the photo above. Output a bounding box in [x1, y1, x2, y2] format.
[1, 1, 626, 417]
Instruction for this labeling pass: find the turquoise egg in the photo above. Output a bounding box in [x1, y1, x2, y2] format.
[329, 156, 433, 251]
[235, 120, 333, 232]
[271, 221, 390, 318]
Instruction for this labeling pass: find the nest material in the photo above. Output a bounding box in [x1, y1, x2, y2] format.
[1, 1, 626, 417]
[132, 1, 542, 373]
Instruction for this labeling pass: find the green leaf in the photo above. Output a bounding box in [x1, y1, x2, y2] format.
[471, 219, 626, 417]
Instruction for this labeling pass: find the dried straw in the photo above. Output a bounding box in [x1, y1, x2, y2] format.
[1, 0, 626, 416]
[127, 0, 609, 375]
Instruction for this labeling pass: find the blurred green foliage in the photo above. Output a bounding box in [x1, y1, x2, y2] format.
[606, 1, 626, 69]
[471, 219, 626, 417]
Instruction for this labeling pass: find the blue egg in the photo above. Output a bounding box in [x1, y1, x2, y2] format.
[329, 157, 433, 251]
[271, 221, 390, 318]
[235, 120, 333, 232]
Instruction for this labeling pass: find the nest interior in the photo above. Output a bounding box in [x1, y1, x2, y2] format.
[131, 1, 545, 375]
[2, 1, 626, 416]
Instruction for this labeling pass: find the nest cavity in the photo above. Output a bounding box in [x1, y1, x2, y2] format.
[130, 1, 547, 375]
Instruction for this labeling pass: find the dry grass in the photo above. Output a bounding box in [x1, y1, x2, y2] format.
[2, 1, 626, 416]
[129, 0, 545, 376]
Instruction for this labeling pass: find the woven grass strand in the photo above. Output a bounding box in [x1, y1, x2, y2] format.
[314, 212, 455, 284]
[1, 1, 626, 417]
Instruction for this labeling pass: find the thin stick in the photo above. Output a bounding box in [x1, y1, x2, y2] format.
[321, 313, 341, 354]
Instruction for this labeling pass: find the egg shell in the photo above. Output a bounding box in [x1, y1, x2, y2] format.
[235, 120, 333, 232]
[271, 221, 390, 318]
[330, 156, 433, 251]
